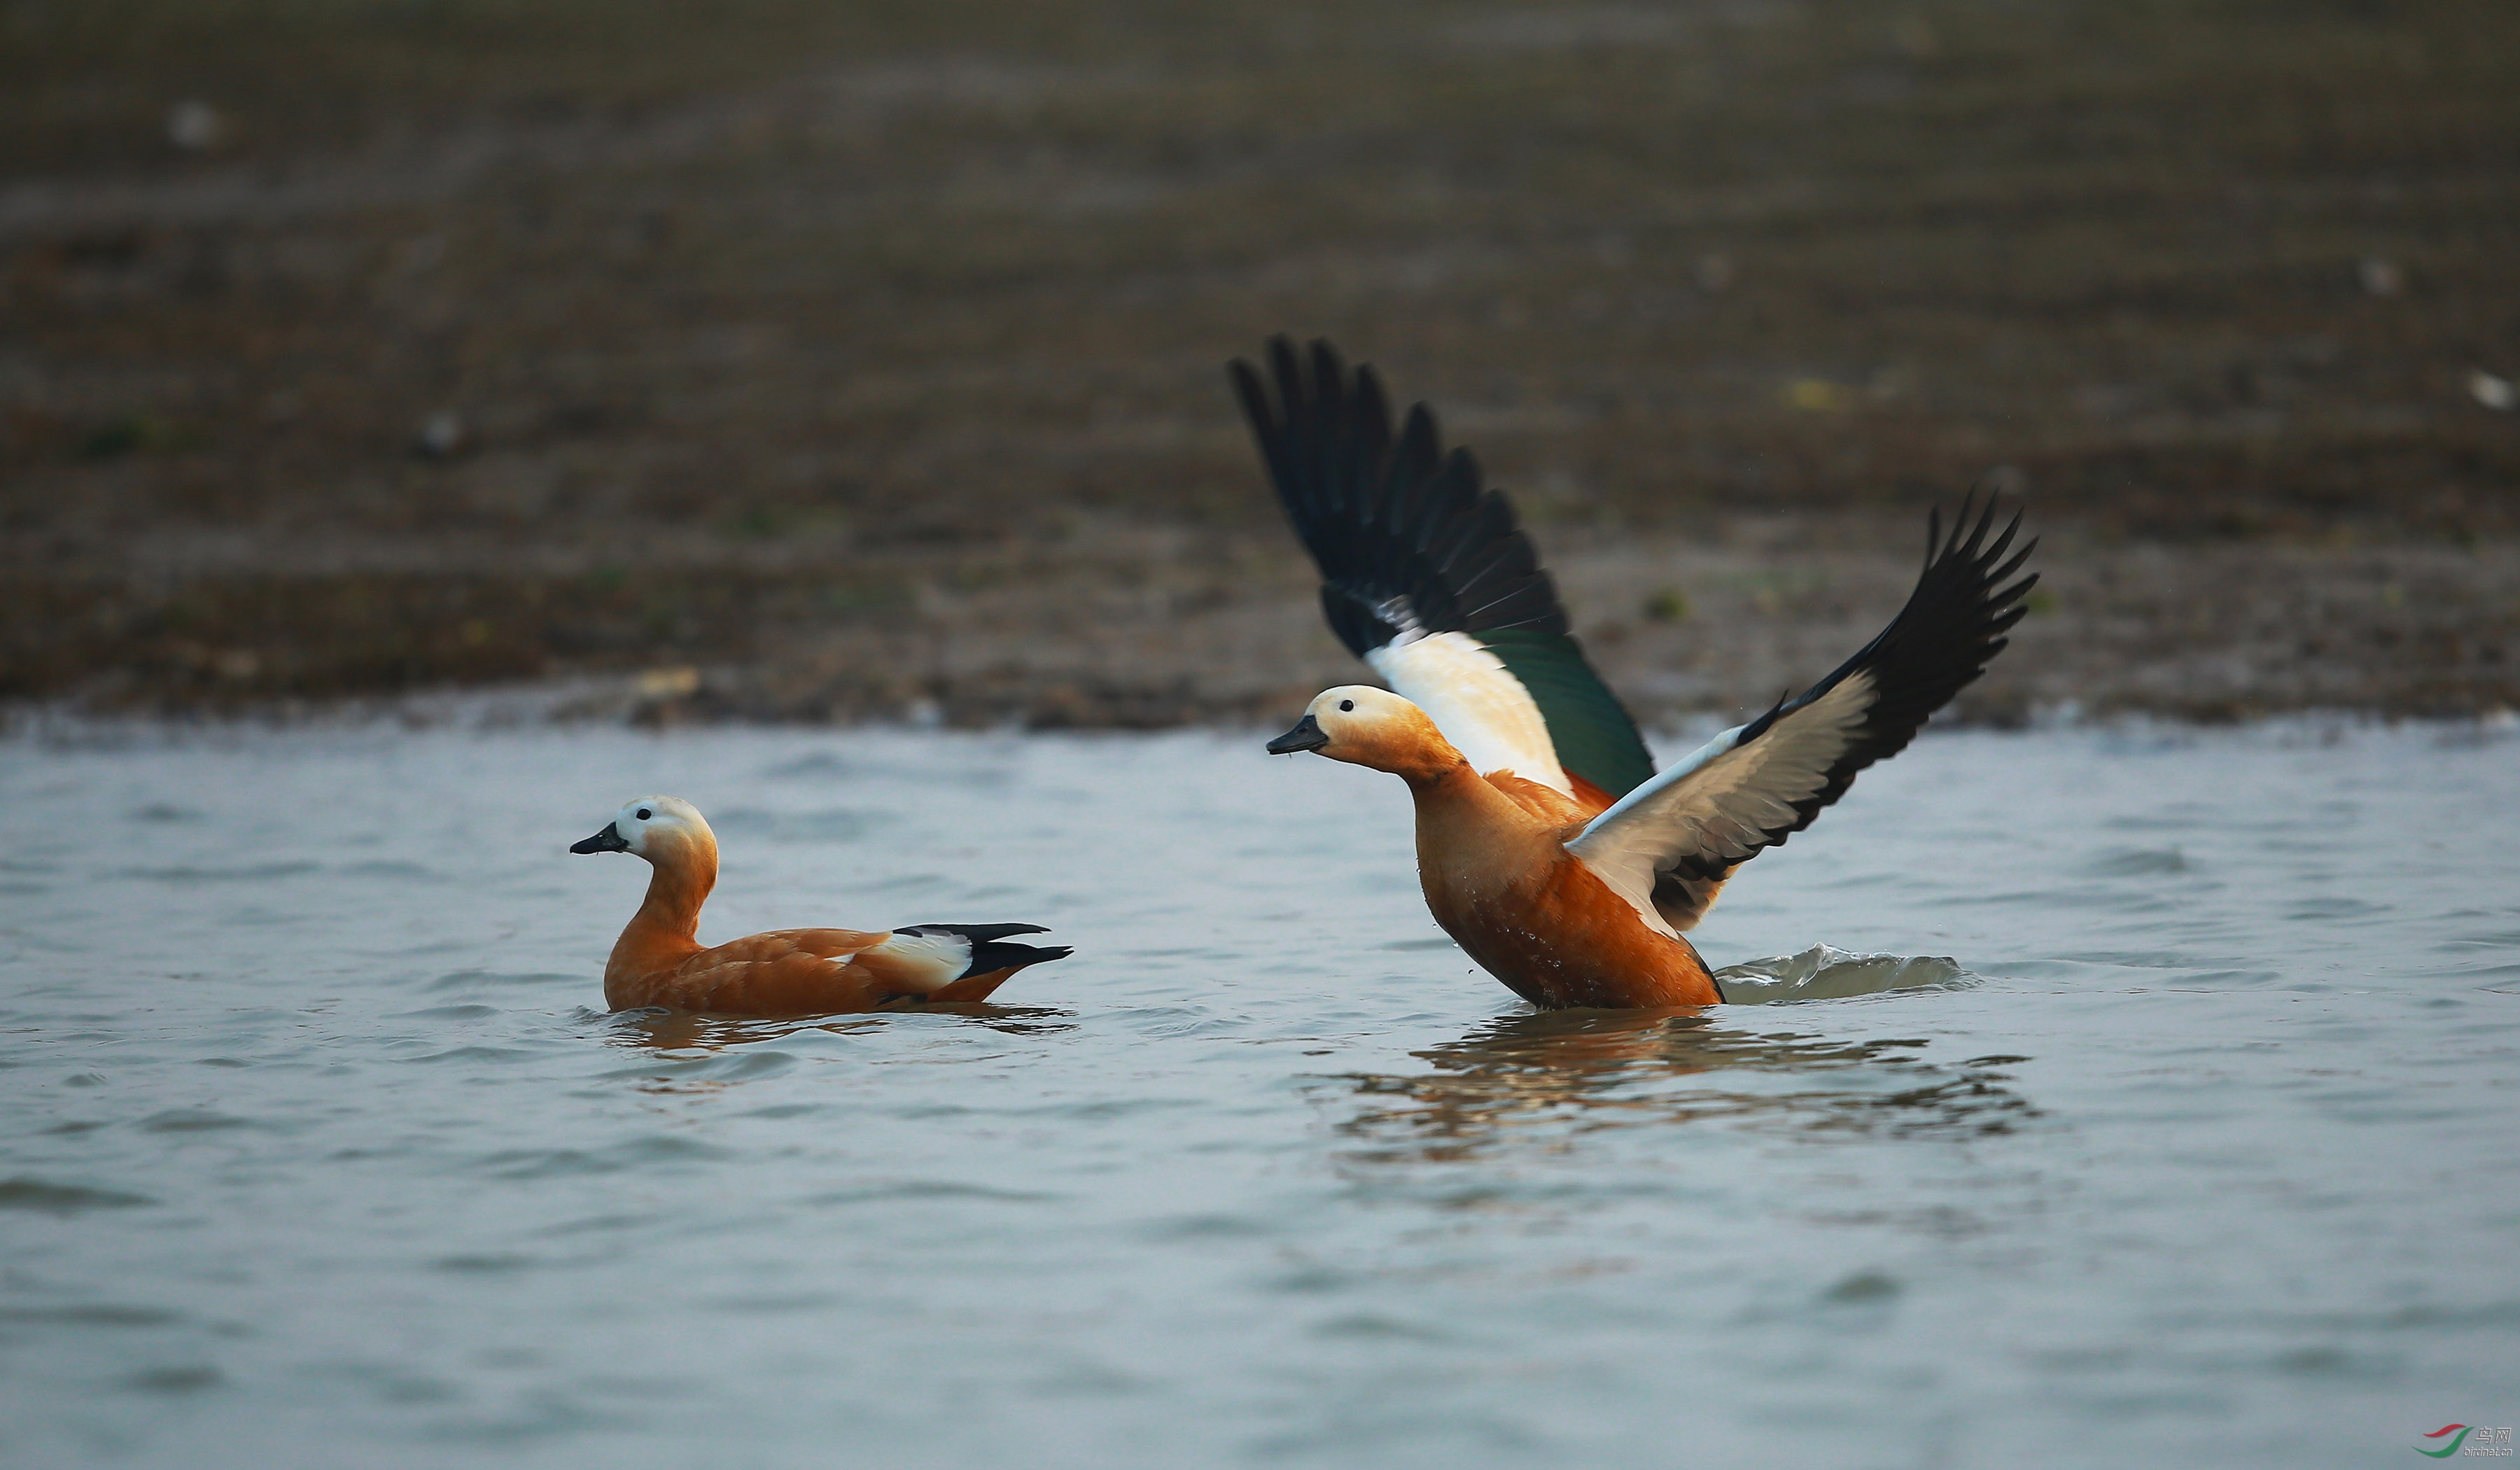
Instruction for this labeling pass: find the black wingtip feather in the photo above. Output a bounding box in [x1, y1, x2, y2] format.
[1733, 494, 2039, 844]
[1229, 335, 1576, 652]
[1642, 493, 2041, 892]
[1228, 335, 1660, 799]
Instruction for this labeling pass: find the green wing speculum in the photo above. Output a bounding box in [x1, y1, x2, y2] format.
[1476, 629, 1659, 799]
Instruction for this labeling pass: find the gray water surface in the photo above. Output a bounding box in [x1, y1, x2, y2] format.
[1, 721, 2514, 1467]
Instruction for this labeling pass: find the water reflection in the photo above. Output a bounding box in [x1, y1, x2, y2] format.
[606, 1004, 1076, 1055]
[1329, 1009, 2036, 1163]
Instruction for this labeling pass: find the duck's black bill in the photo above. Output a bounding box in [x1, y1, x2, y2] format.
[1266, 713, 1330, 755]
[570, 822, 630, 854]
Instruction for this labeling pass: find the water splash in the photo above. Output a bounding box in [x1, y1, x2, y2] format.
[1715, 944, 1970, 1003]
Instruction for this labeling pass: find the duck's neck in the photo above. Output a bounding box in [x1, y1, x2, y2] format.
[612, 836, 715, 972]
[1408, 760, 1550, 878]
[1405, 755, 1490, 808]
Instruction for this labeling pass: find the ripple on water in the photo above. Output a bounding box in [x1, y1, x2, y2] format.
[595, 1049, 799, 1084]
[394, 1004, 503, 1021]
[420, 1398, 614, 1448]
[0, 1303, 183, 1328]
[1138, 1210, 1282, 1245]
[1999, 955, 2258, 987]
[2080, 846, 2193, 876]
[426, 969, 579, 993]
[802, 1180, 1062, 1207]
[0, 1177, 155, 1214]
[117, 861, 320, 885]
[474, 1135, 734, 1180]
[2283, 896, 2394, 923]
[137, 1108, 256, 1133]
[430, 1253, 538, 1274]
[337, 859, 435, 881]
[1964, 885, 2183, 914]
[1309, 1311, 1460, 1343]
[402, 1045, 545, 1065]
[316, 1360, 463, 1406]
[705, 1294, 843, 1317]
[123, 1365, 223, 1395]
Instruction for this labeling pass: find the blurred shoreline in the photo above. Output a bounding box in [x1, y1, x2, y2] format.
[8, 513, 2513, 729]
[6, 1, 2513, 724]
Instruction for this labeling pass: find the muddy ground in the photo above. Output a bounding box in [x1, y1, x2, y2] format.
[4, 0, 2516, 727]
[597, 519, 2520, 729]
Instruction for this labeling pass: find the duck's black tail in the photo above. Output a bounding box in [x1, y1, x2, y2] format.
[897, 923, 1074, 978]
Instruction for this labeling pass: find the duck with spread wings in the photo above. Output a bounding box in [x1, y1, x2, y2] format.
[1235, 337, 2036, 1009]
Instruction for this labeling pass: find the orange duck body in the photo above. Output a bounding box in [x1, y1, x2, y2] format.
[572, 797, 1068, 1017]
[1410, 763, 1720, 1009]
[1273, 693, 1721, 1010]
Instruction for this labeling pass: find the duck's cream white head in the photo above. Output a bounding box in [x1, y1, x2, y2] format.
[1266, 685, 1462, 781]
[570, 796, 713, 862]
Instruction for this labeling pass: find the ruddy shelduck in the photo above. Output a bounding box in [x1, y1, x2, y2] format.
[570, 796, 1070, 1015]
[1237, 337, 2036, 1011]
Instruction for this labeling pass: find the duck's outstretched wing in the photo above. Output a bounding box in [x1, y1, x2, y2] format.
[1230, 336, 1656, 805]
[1564, 498, 2037, 932]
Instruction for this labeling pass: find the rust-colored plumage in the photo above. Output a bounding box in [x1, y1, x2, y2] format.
[570, 796, 1069, 1016]
[1273, 693, 1721, 1009]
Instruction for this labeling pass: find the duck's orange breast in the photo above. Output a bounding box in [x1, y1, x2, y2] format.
[1424, 848, 1719, 1009]
[1407, 766, 1717, 1010]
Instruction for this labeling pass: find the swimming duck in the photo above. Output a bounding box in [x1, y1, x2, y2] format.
[569, 797, 1070, 1015]
[1236, 337, 2036, 1009]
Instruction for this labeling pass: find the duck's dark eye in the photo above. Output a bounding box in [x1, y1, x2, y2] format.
[1339, 699, 1355, 712]
[636, 808, 652, 820]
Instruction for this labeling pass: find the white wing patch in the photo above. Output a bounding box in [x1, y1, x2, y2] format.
[1566, 671, 1879, 935]
[1367, 631, 1570, 796]
[858, 929, 972, 993]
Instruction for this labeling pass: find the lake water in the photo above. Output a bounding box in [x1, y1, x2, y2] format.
[1, 718, 2514, 1468]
